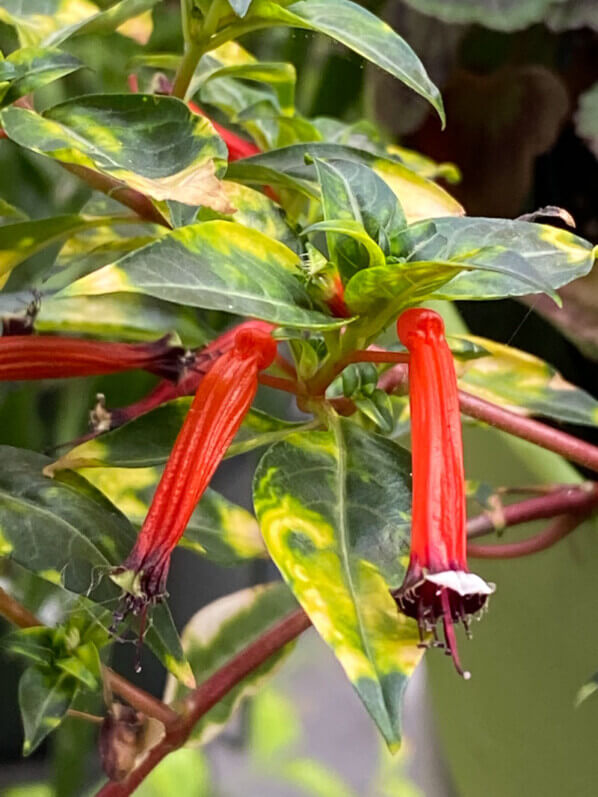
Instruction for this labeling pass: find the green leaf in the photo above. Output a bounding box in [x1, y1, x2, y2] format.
[314, 158, 407, 273]
[196, 62, 296, 115]
[398, 0, 559, 32]
[2, 627, 56, 668]
[344, 260, 465, 315]
[47, 402, 311, 471]
[0, 47, 82, 108]
[226, 142, 463, 223]
[248, 0, 444, 123]
[0, 197, 29, 225]
[304, 219, 386, 268]
[576, 670, 598, 707]
[250, 688, 301, 761]
[57, 220, 343, 329]
[0, 446, 192, 686]
[456, 335, 598, 426]
[0, 214, 137, 283]
[203, 180, 300, 253]
[253, 417, 422, 748]
[45, 0, 159, 46]
[36, 293, 210, 346]
[1, 95, 232, 213]
[81, 466, 267, 566]
[281, 758, 359, 797]
[0, 0, 158, 47]
[163, 582, 299, 745]
[397, 217, 597, 300]
[19, 666, 77, 755]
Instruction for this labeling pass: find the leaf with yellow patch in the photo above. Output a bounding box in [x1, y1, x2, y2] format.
[253, 416, 421, 748]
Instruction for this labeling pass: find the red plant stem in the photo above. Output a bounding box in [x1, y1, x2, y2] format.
[466, 483, 598, 539]
[468, 513, 583, 559]
[0, 335, 182, 381]
[347, 350, 410, 366]
[458, 391, 598, 474]
[95, 609, 311, 797]
[0, 588, 176, 726]
[61, 163, 170, 227]
[258, 373, 303, 394]
[379, 363, 598, 475]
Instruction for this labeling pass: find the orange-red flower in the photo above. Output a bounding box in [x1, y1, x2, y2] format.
[0, 334, 183, 382]
[394, 308, 494, 677]
[115, 326, 277, 617]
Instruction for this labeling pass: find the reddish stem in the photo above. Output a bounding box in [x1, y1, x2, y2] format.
[95, 609, 311, 797]
[467, 483, 598, 539]
[347, 350, 410, 365]
[468, 513, 583, 559]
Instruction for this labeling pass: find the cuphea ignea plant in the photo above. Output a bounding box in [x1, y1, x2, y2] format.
[0, 1, 596, 794]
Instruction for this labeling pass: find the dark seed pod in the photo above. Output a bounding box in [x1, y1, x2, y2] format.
[99, 703, 145, 782]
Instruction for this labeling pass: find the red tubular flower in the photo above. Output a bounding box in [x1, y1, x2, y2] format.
[187, 100, 260, 161]
[97, 320, 275, 431]
[394, 308, 494, 677]
[114, 326, 277, 618]
[0, 334, 184, 382]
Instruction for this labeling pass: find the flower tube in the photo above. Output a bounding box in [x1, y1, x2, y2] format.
[0, 334, 183, 382]
[114, 327, 277, 618]
[394, 308, 494, 677]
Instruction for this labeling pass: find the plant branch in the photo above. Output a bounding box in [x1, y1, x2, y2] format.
[379, 363, 598, 474]
[466, 482, 598, 539]
[468, 513, 584, 559]
[95, 608, 311, 797]
[0, 587, 177, 726]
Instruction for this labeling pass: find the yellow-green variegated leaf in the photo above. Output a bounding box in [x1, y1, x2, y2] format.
[46, 401, 311, 472]
[226, 143, 463, 223]
[81, 466, 267, 566]
[344, 261, 465, 317]
[164, 583, 299, 745]
[387, 145, 460, 184]
[396, 218, 597, 300]
[0, 47, 83, 108]
[0, 0, 159, 47]
[0, 95, 232, 213]
[253, 417, 422, 748]
[246, 0, 444, 123]
[0, 214, 137, 282]
[36, 294, 210, 345]
[0, 446, 193, 686]
[201, 181, 300, 253]
[57, 221, 342, 329]
[456, 336, 598, 426]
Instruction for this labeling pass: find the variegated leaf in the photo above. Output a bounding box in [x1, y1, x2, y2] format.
[0, 446, 193, 686]
[81, 466, 267, 565]
[164, 583, 299, 745]
[47, 402, 311, 472]
[253, 417, 421, 748]
[1, 95, 232, 213]
[56, 221, 342, 329]
[455, 335, 598, 426]
[0, 47, 82, 108]
[226, 142, 464, 223]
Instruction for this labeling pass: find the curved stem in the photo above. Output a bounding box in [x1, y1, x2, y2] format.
[458, 391, 598, 474]
[467, 483, 598, 539]
[379, 363, 598, 474]
[468, 513, 583, 559]
[95, 608, 311, 797]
